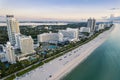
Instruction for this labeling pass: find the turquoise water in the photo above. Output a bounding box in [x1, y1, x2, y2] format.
[48, 45, 57, 49]
[62, 24, 120, 80]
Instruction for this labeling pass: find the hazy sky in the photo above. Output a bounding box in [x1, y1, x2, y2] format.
[0, 0, 120, 21]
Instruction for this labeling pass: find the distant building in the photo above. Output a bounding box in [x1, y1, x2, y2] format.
[98, 24, 105, 29]
[58, 28, 79, 42]
[96, 24, 105, 31]
[38, 32, 59, 44]
[6, 15, 20, 46]
[110, 14, 114, 21]
[19, 35, 35, 55]
[104, 24, 111, 28]
[80, 27, 90, 33]
[5, 42, 16, 64]
[87, 18, 96, 32]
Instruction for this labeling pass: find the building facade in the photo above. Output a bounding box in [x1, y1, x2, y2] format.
[58, 28, 79, 42]
[87, 18, 96, 32]
[80, 27, 90, 33]
[96, 24, 105, 31]
[5, 42, 16, 64]
[37, 32, 59, 43]
[19, 35, 35, 54]
[6, 15, 20, 46]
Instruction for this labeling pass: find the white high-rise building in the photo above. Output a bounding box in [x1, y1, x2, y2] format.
[96, 24, 105, 31]
[5, 42, 16, 64]
[80, 27, 90, 33]
[66, 28, 79, 40]
[58, 28, 79, 42]
[6, 15, 20, 46]
[19, 35, 35, 55]
[87, 18, 96, 32]
[37, 32, 59, 43]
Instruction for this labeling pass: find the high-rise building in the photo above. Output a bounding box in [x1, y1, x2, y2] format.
[95, 24, 105, 31]
[37, 32, 59, 43]
[66, 28, 79, 41]
[87, 18, 96, 32]
[6, 15, 20, 46]
[58, 28, 79, 42]
[19, 35, 35, 54]
[5, 42, 16, 64]
[80, 27, 90, 33]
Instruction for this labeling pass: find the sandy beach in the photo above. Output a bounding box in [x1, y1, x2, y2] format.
[16, 27, 113, 80]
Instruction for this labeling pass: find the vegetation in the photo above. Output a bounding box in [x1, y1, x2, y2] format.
[0, 22, 87, 44]
[0, 27, 8, 44]
[16, 62, 44, 77]
[0, 23, 112, 80]
[4, 74, 15, 80]
[43, 27, 111, 64]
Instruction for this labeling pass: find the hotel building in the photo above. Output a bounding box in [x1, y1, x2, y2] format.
[5, 42, 16, 64]
[80, 27, 90, 33]
[58, 28, 79, 42]
[6, 15, 20, 46]
[87, 18, 96, 32]
[37, 32, 59, 44]
[19, 35, 35, 55]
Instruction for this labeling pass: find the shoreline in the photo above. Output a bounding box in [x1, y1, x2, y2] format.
[49, 27, 114, 80]
[18, 27, 114, 80]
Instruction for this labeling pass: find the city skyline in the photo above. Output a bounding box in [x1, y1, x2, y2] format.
[0, 0, 120, 21]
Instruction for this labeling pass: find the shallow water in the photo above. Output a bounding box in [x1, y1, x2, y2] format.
[62, 24, 120, 80]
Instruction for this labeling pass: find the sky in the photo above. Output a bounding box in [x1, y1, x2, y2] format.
[0, 0, 120, 21]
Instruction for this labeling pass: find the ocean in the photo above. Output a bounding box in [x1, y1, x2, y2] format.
[62, 24, 120, 80]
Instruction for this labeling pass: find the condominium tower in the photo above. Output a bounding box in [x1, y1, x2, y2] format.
[87, 18, 96, 32]
[5, 42, 16, 64]
[6, 15, 20, 46]
[19, 35, 35, 54]
[37, 32, 59, 43]
[58, 28, 79, 42]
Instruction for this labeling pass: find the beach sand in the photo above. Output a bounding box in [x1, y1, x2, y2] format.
[18, 27, 114, 80]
